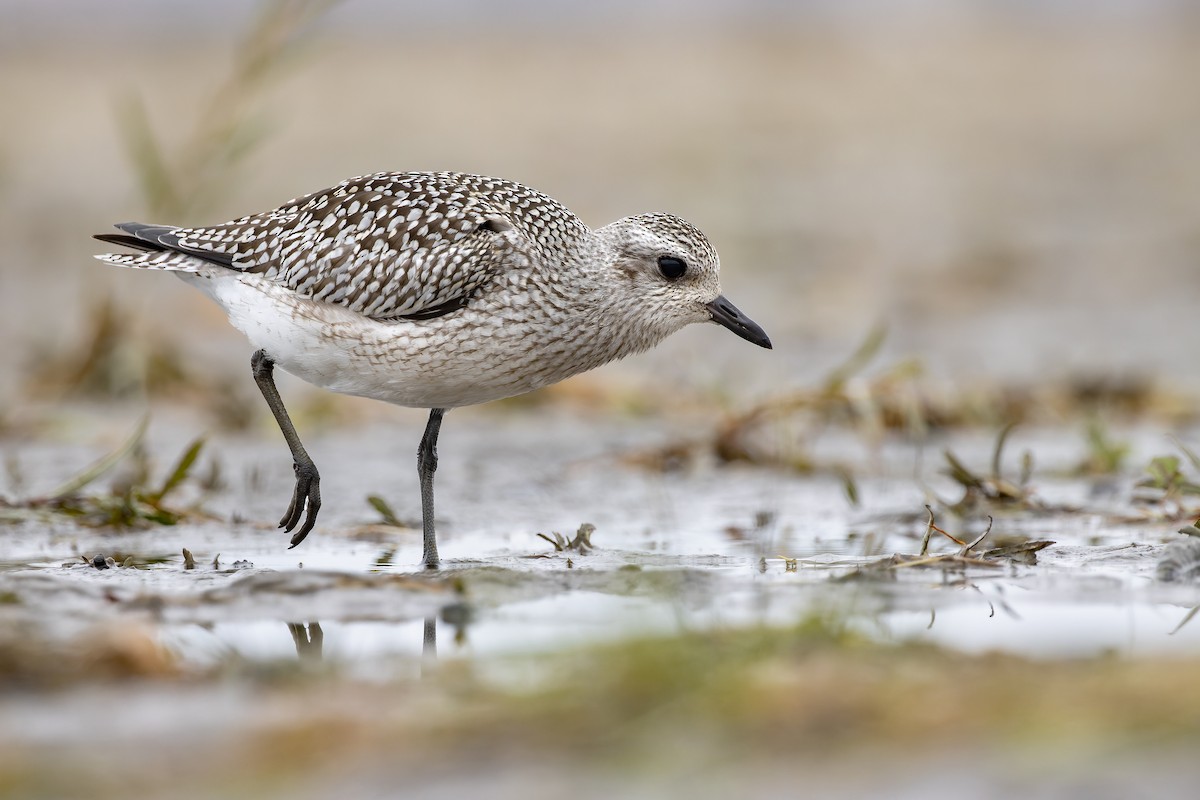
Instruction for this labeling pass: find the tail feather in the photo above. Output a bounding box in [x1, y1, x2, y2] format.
[112, 221, 186, 249]
[93, 233, 159, 252]
[93, 251, 207, 271]
[94, 221, 232, 271]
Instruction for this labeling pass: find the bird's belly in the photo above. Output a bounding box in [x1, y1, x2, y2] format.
[178, 270, 600, 409]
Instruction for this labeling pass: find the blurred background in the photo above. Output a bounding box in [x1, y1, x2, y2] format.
[3, 0, 1200, 418]
[5, 3, 1200, 798]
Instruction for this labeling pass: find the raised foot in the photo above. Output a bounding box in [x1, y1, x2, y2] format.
[281, 460, 321, 547]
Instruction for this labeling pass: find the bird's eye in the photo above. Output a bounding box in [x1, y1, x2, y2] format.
[657, 256, 687, 281]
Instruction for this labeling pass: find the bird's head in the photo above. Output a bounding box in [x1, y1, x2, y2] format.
[595, 213, 772, 350]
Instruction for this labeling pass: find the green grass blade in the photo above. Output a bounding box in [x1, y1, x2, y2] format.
[44, 414, 150, 501]
[151, 437, 206, 505]
[367, 494, 402, 527]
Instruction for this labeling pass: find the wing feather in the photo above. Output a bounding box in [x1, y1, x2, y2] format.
[96, 172, 588, 321]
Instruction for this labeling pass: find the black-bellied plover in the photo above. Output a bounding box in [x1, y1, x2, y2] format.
[95, 172, 771, 569]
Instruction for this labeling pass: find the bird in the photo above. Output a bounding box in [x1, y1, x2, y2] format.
[94, 171, 772, 569]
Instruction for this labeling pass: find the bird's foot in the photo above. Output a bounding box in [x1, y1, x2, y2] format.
[281, 460, 321, 547]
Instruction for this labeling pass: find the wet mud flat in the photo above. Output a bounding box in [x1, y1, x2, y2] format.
[3, 400, 1200, 798]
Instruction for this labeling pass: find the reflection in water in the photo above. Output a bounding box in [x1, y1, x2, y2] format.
[286, 622, 323, 661]
[281, 605, 474, 671]
[262, 587, 1200, 669]
[423, 604, 475, 674]
[1169, 606, 1200, 636]
[441, 602, 473, 646]
[423, 615, 437, 665]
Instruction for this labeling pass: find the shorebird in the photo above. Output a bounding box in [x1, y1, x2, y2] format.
[95, 172, 771, 569]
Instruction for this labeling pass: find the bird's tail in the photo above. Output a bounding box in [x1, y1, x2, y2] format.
[93, 250, 207, 270]
[94, 222, 207, 271]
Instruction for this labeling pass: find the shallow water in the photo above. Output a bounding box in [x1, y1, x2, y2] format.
[3, 407, 1198, 675]
[3, 407, 1200, 800]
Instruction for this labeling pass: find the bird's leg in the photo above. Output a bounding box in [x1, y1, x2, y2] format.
[251, 349, 321, 547]
[418, 408, 446, 570]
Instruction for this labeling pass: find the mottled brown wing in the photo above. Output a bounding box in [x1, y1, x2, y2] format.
[164, 173, 541, 321]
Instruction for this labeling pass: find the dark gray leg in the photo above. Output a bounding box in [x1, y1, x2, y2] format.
[251, 349, 321, 547]
[418, 408, 446, 570]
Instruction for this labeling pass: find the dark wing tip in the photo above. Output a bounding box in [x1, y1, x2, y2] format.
[93, 232, 159, 251]
[106, 221, 237, 269]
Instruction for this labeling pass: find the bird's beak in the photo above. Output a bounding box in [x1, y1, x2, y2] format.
[706, 295, 772, 349]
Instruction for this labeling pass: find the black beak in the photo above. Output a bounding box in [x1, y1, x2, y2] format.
[706, 295, 772, 349]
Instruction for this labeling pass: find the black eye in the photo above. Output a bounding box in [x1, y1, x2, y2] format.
[657, 256, 687, 281]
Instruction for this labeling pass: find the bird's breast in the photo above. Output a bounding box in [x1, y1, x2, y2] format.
[187, 269, 645, 409]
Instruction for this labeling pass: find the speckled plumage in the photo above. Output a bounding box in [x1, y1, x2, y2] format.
[100, 173, 590, 319]
[96, 171, 749, 409]
[95, 171, 770, 565]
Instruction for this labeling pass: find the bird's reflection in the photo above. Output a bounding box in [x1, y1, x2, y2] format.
[284, 604, 473, 668]
[286, 621, 324, 661]
[422, 614, 437, 674]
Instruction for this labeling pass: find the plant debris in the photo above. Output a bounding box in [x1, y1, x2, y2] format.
[366, 495, 420, 528]
[939, 423, 1046, 513]
[831, 508, 1055, 580]
[1075, 418, 1132, 476]
[1157, 523, 1200, 582]
[0, 417, 210, 528]
[979, 540, 1054, 564]
[536, 523, 596, 554]
[1134, 455, 1200, 506]
[620, 322, 1188, 478]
